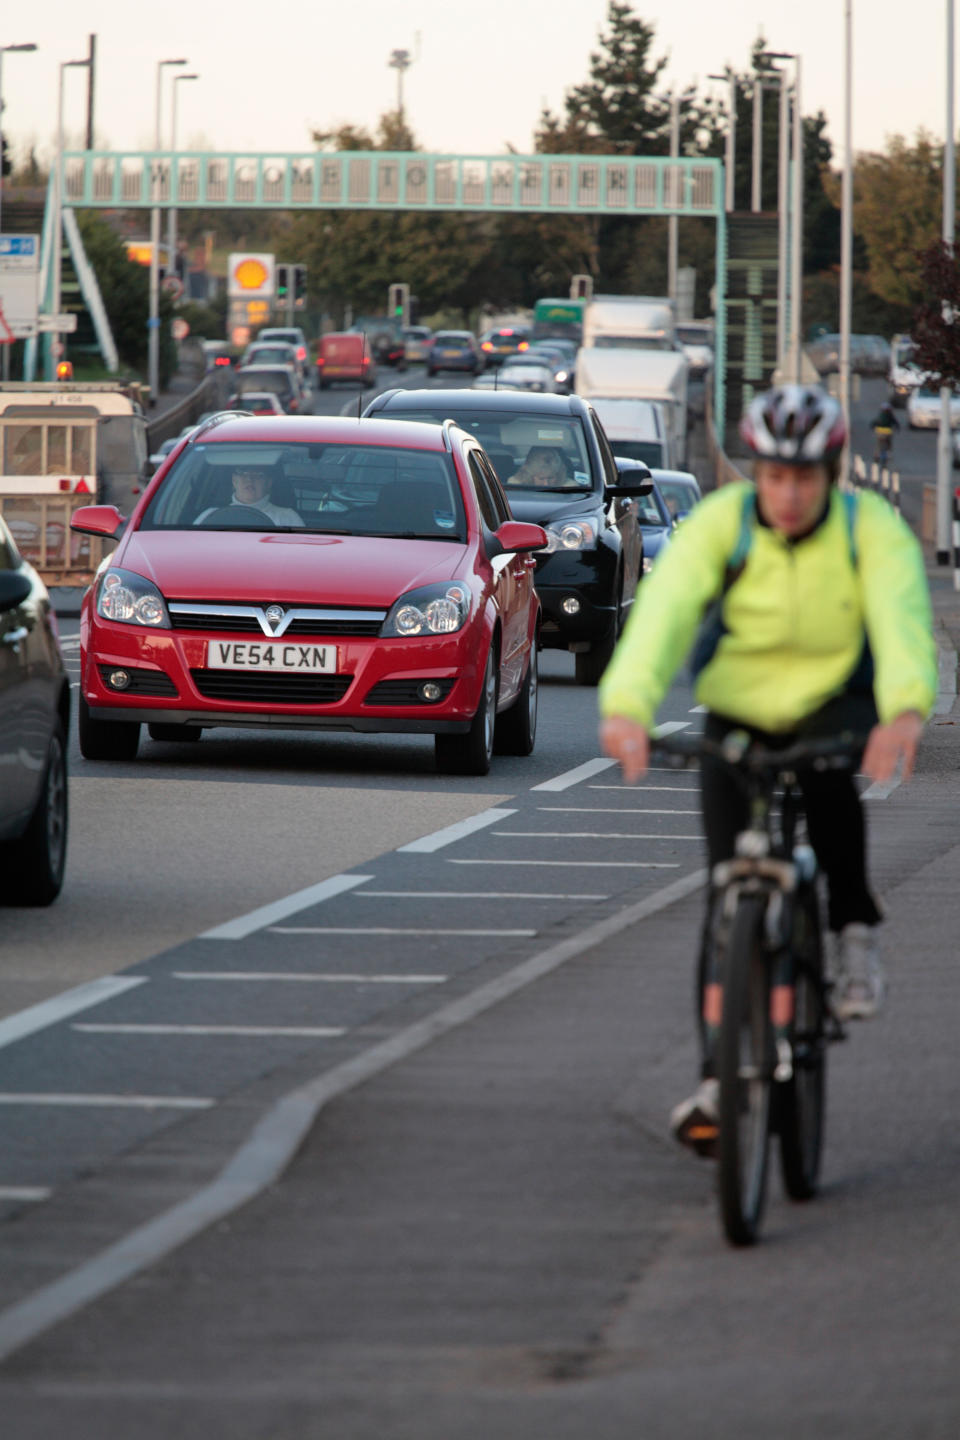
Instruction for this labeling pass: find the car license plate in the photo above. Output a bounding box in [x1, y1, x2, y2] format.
[206, 641, 337, 672]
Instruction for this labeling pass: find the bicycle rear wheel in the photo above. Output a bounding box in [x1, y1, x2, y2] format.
[778, 886, 827, 1200]
[718, 894, 773, 1246]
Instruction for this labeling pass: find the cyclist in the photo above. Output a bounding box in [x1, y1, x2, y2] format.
[598, 385, 937, 1152]
[870, 399, 900, 465]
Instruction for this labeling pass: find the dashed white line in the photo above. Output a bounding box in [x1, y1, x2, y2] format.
[73, 1024, 345, 1038]
[200, 873, 373, 940]
[531, 758, 617, 792]
[396, 808, 516, 853]
[450, 858, 680, 868]
[357, 890, 607, 900]
[0, 1188, 51, 1203]
[493, 830, 704, 841]
[0, 977, 147, 1053]
[539, 806, 701, 815]
[0, 1094, 214, 1110]
[173, 972, 447, 985]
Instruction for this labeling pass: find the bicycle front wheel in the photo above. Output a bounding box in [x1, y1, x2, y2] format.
[778, 886, 827, 1200]
[718, 894, 773, 1246]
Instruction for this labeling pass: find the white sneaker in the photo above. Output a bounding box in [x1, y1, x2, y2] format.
[832, 923, 885, 1021]
[670, 1078, 719, 1157]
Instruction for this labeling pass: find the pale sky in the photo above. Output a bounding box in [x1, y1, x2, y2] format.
[0, 1, 949, 167]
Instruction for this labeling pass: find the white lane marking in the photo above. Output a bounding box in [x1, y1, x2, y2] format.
[269, 926, 537, 937]
[174, 972, 447, 985]
[200, 873, 373, 941]
[73, 1025, 345, 1038]
[449, 858, 680, 868]
[589, 784, 697, 791]
[689, 704, 708, 713]
[539, 806, 701, 815]
[652, 721, 692, 737]
[0, 1188, 51, 1203]
[396, 808, 515, 853]
[862, 776, 902, 800]
[0, 978, 147, 1054]
[0, 867, 705, 1363]
[493, 830, 704, 840]
[56, 638, 81, 649]
[531, 758, 616, 792]
[0, 1094, 214, 1110]
[358, 890, 607, 900]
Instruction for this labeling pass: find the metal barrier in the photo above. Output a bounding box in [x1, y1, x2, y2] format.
[145, 365, 227, 453]
[847, 454, 901, 512]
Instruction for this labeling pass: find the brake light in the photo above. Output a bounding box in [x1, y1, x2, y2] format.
[297, 346, 306, 361]
[481, 341, 493, 351]
[316, 356, 325, 368]
[214, 355, 231, 367]
[518, 341, 529, 351]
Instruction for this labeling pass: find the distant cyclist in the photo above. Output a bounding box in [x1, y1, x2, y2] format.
[870, 400, 900, 466]
[598, 385, 937, 1153]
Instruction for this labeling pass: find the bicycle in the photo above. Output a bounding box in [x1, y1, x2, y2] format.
[653, 729, 866, 1246]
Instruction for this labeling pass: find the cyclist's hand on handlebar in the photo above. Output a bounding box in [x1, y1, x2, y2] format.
[861, 710, 924, 784]
[599, 716, 650, 784]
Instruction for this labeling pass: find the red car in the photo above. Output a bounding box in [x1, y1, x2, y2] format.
[70, 415, 546, 775]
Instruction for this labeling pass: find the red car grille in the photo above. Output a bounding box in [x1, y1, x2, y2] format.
[169, 605, 384, 638]
[190, 671, 353, 704]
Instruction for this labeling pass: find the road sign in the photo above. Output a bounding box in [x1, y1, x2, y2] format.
[162, 275, 185, 300]
[36, 314, 79, 334]
[0, 234, 40, 338]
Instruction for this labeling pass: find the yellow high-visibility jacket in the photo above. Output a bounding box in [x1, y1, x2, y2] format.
[598, 482, 937, 734]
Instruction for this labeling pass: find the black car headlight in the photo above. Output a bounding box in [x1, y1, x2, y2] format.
[97, 568, 170, 628]
[539, 518, 600, 554]
[381, 582, 472, 637]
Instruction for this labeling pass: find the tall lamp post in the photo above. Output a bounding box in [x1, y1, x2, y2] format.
[149, 57, 187, 404]
[708, 71, 737, 212]
[49, 56, 90, 380]
[167, 71, 198, 307]
[938, 0, 955, 565]
[764, 51, 803, 382]
[0, 42, 38, 237]
[388, 48, 412, 127]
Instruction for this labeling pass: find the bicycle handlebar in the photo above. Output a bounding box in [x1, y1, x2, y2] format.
[651, 728, 869, 775]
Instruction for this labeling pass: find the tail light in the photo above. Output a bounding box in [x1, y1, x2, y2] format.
[297, 346, 306, 361]
[214, 355, 231, 367]
[481, 341, 493, 351]
[316, 356, 325, 368]
[518, 341, 529, 351]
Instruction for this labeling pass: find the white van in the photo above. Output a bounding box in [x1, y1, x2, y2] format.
[576, 348, 689, 467]
[589, 397, 675, 470]
[582, 296, 676, 351]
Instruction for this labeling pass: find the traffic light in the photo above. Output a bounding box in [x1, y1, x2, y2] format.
[276, 263, 290, 300]
[293, 264, 308, 308]
[570, 274, 593, 301]
[388, 282, 409, 325]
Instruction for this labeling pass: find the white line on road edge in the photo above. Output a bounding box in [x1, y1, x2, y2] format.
[0, 1094, 214, 1110]
[0, 978, 147, 1054]
[173, 973, 448, 985]
[531, 758, 616, 792]
[200, 874, 373, 940]
[357, 890, 607, 900]
[540, 807, 701, 816]
[0, 866, 706, 1364]
[269, 927, 537, 937]
[450, 858, 681, 868]
[0, 1188, 51, 1203]
[73, 1025, 346, 1038]
[493, 830, 704, 841]
[396, 808, 515, 853]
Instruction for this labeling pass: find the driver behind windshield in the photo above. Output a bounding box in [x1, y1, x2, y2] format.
[507, 445, 567, 488]
[195, 466, 304, 527]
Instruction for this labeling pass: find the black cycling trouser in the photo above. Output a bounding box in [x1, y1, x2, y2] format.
[695, 695, 883, 1077]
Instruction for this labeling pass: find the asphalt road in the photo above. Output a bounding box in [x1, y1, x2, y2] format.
[1, 362, 958, 1434]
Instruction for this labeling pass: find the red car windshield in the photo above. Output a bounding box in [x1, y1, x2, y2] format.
[140, 441, 467, 540]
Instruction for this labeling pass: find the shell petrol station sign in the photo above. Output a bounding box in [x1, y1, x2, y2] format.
[227, 253, 275, 347]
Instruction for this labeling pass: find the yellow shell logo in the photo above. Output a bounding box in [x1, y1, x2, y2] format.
[234, 258, 269, 291]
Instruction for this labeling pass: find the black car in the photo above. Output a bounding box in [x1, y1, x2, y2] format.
[364, 389, 650, 683]
[0, 513, 69, 904]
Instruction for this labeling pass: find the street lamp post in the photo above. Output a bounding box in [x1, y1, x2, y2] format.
[167, 72, 198, 308]
[50, 57, 90, 380]
[668, 92, 680, 303]
[149, 57, 187, 404]
[388, 48, 412, 126]
[709, 72, 737, 212]
[764, 51, 804, 381]
[0, 42, 38, 237]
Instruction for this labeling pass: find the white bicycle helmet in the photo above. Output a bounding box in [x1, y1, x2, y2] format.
[740, 385, 847, 466]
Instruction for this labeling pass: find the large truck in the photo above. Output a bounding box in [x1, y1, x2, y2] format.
[532, 297, 585, 345]
[581, 295, 676, 351]
[0, 381, 148, 584]
[575, 348, 689, 467]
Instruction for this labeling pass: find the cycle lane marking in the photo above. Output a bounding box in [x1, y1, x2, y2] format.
[0, 865, 707, 1364]
[0, 978, 146, 1054]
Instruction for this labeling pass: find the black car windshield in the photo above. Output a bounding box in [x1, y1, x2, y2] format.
[382, 407, 595, 492]
[140, 442, 467, 540]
